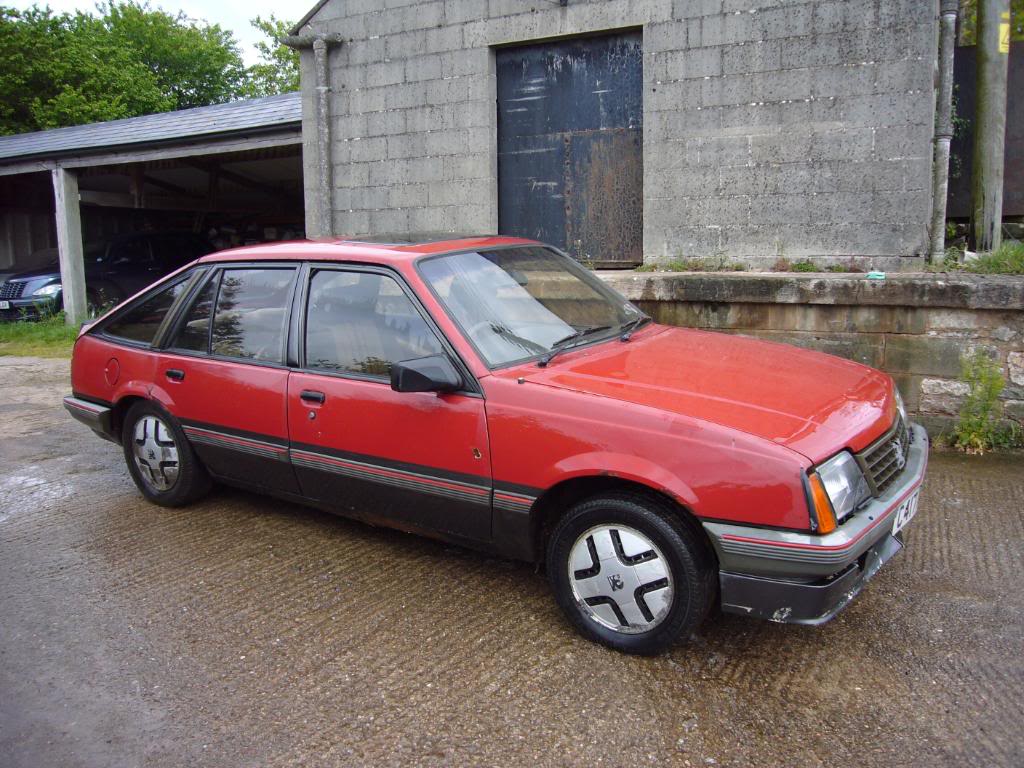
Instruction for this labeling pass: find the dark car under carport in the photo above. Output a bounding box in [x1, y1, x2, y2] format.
[0, 231, 213, 321]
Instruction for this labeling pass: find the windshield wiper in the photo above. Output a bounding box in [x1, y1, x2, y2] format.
[619, 315, 652, 341]
[489, 323, 548, 354]
[537, 325, 611, 367]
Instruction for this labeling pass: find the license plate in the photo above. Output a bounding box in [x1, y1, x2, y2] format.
[892, 489, 920, 534]
[0, 300, 9, 310]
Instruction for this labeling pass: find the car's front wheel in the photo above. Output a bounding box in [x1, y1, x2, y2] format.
[122, 401, 211, 507]
[547, 493, 716, 655]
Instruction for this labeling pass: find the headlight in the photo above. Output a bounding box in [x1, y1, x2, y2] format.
[31, 282, 62, 297]
[894, 387, 907, 424]
[815, 451, 871, 524]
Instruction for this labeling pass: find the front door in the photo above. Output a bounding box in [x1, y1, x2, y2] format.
[287, 266, 492, 542]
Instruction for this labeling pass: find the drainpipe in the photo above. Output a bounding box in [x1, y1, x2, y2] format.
[929, 0, 959, 264]
[282, 33, 344, 238]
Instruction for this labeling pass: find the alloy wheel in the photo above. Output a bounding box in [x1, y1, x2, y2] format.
[132, 415, 179, 492]
[567, 524, 674, 634]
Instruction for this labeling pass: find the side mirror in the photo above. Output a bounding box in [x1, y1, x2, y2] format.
[390, 354, 462, 394]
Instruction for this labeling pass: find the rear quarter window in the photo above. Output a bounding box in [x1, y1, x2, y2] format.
[103, 277, 189, 345]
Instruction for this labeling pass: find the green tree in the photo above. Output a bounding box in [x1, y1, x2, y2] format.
[0, 2, 249, 135]
[958, 0, 1024, 44]
[0, 6, 171, 134]
[99, 2, 246, 109]
[242, 15, 299, 97]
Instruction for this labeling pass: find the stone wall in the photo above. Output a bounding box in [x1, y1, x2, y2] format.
[295, 0, 938, 266]
[600, 271, 1024, 435]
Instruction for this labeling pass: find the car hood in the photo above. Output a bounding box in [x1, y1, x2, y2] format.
[4, 265, 60, 282]
[515, 325, 895, 463]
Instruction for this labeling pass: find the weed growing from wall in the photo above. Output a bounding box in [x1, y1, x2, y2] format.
[952, 350, 1022, 453]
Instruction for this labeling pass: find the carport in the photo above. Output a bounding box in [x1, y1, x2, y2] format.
[0, 93, 302, 324]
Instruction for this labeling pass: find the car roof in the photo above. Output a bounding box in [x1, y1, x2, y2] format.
[196, 235, 540, 265]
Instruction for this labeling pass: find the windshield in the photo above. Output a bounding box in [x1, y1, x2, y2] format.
[419, 246, 644, 367]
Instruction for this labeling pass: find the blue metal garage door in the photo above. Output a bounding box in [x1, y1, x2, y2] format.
[496, 32, 643, 267]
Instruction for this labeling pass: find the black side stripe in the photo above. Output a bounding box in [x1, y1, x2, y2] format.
[182, 425, 289, 462]
[178, 421, 544, 510]
[290, 448, 492, 507]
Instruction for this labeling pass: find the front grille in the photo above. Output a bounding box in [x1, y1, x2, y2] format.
[856, 415, 911, 496]
[0, 281, 26, 299]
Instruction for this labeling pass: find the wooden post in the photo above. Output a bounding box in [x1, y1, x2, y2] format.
[970, 0, 1011, 252]
[51, 167, 87, 326]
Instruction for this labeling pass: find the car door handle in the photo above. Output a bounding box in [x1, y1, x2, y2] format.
[165, 369, 185, 382]
[300, 390, 326, 404]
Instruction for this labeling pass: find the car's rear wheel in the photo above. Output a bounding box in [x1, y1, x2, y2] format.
[122, 401, 211, 507]
[547, 493, 716, 655]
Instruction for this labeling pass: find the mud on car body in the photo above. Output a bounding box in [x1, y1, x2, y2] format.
[64, 236, 927, 654]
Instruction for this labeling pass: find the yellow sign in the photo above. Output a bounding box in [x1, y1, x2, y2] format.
[1000, 11, 1010, 54]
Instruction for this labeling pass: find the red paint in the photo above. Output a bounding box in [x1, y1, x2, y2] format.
[70, 237, 905, 535]
[721, 472, 925, 551]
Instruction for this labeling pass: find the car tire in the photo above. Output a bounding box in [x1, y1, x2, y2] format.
[122, 401, 211, 507]
[547, 492, 716, 655]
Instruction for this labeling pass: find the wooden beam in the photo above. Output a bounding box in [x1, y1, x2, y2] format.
[189, 160, 289, 201]
[142, 174, 199, 198]
[129, 165, 145, 208]
[77, 189, 297, 215]
[52, 168, 87, 326]
[0, 131, 301, 178]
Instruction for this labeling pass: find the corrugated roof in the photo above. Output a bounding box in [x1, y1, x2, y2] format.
[0, 92, 301, 164]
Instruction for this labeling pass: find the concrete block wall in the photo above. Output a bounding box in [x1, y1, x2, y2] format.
[296, 0, 938, 266]
[601, 271, 1024, 436]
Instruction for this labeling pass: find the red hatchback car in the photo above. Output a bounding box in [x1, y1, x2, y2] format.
[65, 236, 927, 654]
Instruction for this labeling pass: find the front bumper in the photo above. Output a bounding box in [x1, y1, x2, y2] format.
[0, 296, 58, 321]
[704, 422, 929, 624]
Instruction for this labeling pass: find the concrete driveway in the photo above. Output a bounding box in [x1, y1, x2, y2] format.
[1, 357, 1021, 767]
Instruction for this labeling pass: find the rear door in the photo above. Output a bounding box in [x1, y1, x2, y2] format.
[158, 264, 300, 494]
[287, 265, 492, 542]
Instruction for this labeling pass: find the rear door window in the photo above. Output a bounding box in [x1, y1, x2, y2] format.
[170, 268, 296, 363]
[210, 268, 296, 363]
[171, 275, 218, 353]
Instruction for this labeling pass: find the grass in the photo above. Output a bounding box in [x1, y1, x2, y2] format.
[635, 256, 746, 273]
[928, 240, 1024, 275]
[0, 312, 78, 357]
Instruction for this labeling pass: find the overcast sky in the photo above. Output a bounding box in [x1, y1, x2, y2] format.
[9, 1, 295, 64]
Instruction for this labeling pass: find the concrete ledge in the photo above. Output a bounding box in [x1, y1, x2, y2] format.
[599, 271, 1024, 311]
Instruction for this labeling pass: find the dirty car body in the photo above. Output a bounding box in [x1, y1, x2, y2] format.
[64, 236, 927, 654]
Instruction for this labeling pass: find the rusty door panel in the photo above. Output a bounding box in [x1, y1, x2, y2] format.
[496, 32, 643, 267]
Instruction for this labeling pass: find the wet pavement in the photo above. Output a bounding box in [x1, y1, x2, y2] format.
[0, 356, 1022, 767]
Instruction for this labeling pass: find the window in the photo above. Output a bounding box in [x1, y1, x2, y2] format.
[106, 237, 153, 266]
[304, 270, 444, 378]
[172, 275, 217, 352]
[419, 247, 639, 367]
[171, 268, 295, 361]
[104, 277, 189, 345]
